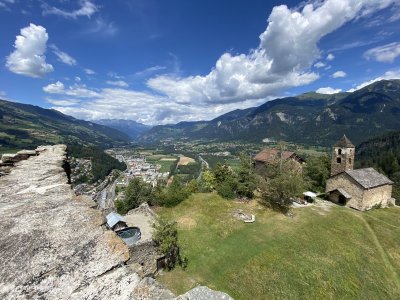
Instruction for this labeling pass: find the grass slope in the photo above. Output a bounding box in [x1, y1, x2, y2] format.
[157, 194, 400, 299]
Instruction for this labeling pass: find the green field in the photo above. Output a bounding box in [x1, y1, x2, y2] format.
[157, 194, 400, 299]
[146, 155, 178, 173]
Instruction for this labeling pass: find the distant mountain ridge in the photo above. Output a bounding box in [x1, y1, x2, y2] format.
[94, 119, 151, 139]
[139, 79, 400, 146]
[0, 99, 131, 150]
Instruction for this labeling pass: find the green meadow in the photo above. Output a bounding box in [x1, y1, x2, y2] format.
[157, 193, 400, 299]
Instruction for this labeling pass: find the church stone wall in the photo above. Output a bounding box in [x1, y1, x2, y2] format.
[326, 174, 364, 210]
[330, 147, 355, 176]
[362, 185, 393, 210]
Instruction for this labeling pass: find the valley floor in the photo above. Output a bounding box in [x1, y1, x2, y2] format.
[157, 193, 400, 299]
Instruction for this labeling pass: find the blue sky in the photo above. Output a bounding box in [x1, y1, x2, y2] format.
[1, 0, 400, 125]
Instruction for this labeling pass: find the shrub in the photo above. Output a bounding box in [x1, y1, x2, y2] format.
[115, 177, 153, 214]
[217, 181, 236, 199]
[153, 219, 186, 270]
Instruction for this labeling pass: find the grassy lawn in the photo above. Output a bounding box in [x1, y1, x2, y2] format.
[157, 194, 400, 299]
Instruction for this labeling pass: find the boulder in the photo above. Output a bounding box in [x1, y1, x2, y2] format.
[17, 149, 38, 156]
[176, 286, 233, 300]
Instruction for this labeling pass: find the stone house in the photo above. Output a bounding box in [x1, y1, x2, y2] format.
[253, 148, 304, 174]
[325, 135, 393, 210]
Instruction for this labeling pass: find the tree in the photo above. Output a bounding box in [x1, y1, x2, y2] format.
[213, 163, 238, 199]
[153, 219, 187, 270]
[115, 177, 152, 214]
[162, 177, 190, 207]
[304, 155, 330, 192]
[216, 179, 237, 199]
[198, 169, 216, 192]
[214, 163, 234, 184]
[260, 160, 305, 213]
[186, 179, 199, 193]
[236, 152, 257, 198]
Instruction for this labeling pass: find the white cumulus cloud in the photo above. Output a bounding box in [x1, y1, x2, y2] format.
[6, 23, 54, 78]
[347, 69, 400, 92]
[43, 81, 65, 93]
[147, 0, 397, 106]
[332, 71, 347, 78]
[364, 42, 400, 63]
[106, 80, 129, 87]
[42, 0, 98, 19]
[316, 87, 342, 94]
[43, 81, 100, 98]
[314, 62, 326, 68]
[84, 68, 95, 75]
[326, 53, 335, 61]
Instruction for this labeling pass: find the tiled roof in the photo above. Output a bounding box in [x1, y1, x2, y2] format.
[334, 135, 355, 148]
[254, 148, 295, 163]
[345, 168, 393, 189]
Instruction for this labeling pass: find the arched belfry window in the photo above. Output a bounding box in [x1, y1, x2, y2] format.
[338, 149, 342, 155]
[337, 157, 341, 163]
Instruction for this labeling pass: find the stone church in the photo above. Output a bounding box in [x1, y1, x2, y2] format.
[325, 135, 393, 211]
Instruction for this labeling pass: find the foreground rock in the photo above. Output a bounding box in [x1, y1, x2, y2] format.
[0, 145, 233, 299]
[176, 286, 233, 300]
[0, 145, 137, 299]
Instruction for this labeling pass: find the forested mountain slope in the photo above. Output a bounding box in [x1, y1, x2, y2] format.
[140, 79, 400, 146]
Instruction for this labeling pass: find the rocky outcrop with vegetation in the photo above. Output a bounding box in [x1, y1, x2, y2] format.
[0, 145, 232, 299]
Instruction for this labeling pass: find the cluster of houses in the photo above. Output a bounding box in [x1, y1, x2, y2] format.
[253, 135, 394, 211]
[116, 155, 169, 188]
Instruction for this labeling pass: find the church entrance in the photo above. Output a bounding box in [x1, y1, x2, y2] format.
[338, 195, 347, 205]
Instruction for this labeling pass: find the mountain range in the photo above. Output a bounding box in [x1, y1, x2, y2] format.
[1, 79, 400, 151]
[0, 99, 131, 150]
[139, 79, 400, 147]
[94, 119, 151, 139]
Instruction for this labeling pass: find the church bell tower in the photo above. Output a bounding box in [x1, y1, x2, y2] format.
[330, 135, 355, 176]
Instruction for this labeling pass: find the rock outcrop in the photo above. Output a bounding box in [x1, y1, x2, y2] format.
[176, 286, 233, 300]
[0, 145, 233, 300]
[0, 145, 139, 299]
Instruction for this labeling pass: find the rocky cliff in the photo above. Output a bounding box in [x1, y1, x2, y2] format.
[0, 145, 232, 300]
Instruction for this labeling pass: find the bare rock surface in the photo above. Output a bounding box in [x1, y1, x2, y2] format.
[176, 286, 234, 300]
[0, 145, 137, 299]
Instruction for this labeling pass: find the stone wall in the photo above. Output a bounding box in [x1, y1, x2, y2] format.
[362, 184, 393, 210]
[326, 174, 364, 210]
[129, 241, 162, 277]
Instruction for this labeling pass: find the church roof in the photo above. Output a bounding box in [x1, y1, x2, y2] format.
[334, 135, 355, 148]
[345, 168, 393, 189]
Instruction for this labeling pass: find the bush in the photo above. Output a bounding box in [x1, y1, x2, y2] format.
[153, 219, 186, 270]
[159, 178, 190, 207]
[115, 177, 153, 214]
[217, 181, 236, 199]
